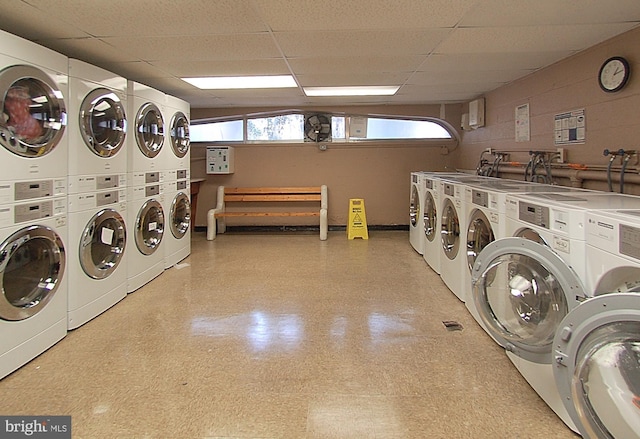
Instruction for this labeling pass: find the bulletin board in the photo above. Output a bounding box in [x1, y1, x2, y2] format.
[554, 109, 585, 145]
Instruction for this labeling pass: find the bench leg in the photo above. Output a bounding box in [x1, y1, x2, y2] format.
[320, 208, 328, 241]
[206, 209, 217, 240]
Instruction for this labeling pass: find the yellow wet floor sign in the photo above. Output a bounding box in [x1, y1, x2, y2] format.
[348, 198, 369, 239]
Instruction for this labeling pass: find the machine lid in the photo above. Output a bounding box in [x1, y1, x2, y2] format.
[170, 111, 189, 158]
[0, 225, 66, 321]
[170, 192, 191, 239]
[79, 209, 126, 279]
[553, 293, 640, 439]
[135, 199, 164, 255]
[0, 65, 67, 158]
[79, 88, 127, 157]
[471, 237, 585, 361]
[135, 102, 164, 158]
[466, 209, 495, 273]
[410, 184, 420, 227]
[423, 191, 437, 242]
[440, 198, 460, 260]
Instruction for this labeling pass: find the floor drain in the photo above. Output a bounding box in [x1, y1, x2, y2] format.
[442, 320, 463, 331]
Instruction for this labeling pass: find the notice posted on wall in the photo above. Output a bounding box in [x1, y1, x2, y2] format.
[515, 103, 530, 142]
[554, 109, 585, 145]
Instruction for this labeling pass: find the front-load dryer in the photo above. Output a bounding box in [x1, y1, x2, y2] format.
[472, 193, 640, 433]
[163, 94, 190, 174]
[67, 59, 127, 195]
[0, 196, 67, 379]
[127, 174, 165, 293]
[409, 172, 426, 254]
[127, 81, 165, 174]
[162, 177, 191, 268]
[0, 29, 68, 186]
[67, 189, 127, 329]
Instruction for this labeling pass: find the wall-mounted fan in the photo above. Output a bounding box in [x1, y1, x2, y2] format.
[304, 114, 331, 143]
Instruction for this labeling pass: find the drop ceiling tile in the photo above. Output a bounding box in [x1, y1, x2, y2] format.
[275, 29, 452, 58]
[35, 37, 140, 65]
[149, 59, 292, 77]
[408, 69, 534, 85]
[24, 0, 268, 37]
[436, 23, 639, 53]
[0, 2, 88, 39]
[419, 52, 576, 72]
[461, 0, 640, 26]
[254, 0, 477, 31]
[288, 56, 425, 75]
[295, 72, 411, 87]
[103, 33, 281, 62]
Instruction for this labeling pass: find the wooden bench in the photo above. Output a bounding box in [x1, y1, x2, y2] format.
[207, 185, 328, 241]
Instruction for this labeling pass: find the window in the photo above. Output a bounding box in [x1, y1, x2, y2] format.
[247, 114, 303, 141]
[190, 119, 242, 142]
[191, 112, 454, 144]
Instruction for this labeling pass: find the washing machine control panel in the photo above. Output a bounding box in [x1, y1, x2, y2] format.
[443, 183, 455, 197]
[425, 178, 433, 190]
[472, 189, 488, 208]
[518, 201, 549, 228]
[620, 224, 640, 260]
[0, 178, 67, 204]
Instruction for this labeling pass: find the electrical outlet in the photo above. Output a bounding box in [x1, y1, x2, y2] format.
[556, 147, 565, 163]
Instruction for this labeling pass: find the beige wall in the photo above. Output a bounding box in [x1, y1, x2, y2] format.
[190, 105, 462, 227]
[456, 26, 640, 193]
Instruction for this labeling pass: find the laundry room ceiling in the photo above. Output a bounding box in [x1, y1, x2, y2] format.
[1, 0, 640, 108]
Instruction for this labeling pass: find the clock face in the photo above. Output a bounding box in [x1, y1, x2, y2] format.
[599, 56, 630, 92]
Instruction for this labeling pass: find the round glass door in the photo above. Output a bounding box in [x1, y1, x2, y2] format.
[0, 225, 66, 321]
[135, 102, 164, 158]
[79, 88, 126, 157]
[170, 111, 189, 158]
[0, 65, 67, 158]
[135, 199, 164, 255]
[471, 237, 584, 362]
[409, 185, 420, 227]
[423, 192, 437, 242]
[440, 198, 459, 260]
[170, 192, 191, 239]
[553, 293, 640, 439]
[467, 209, 495, 272]
[79, 209, 126, 279]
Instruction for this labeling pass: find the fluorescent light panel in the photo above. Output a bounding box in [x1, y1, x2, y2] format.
[303, 86, 399, 96]
[182, 75, 297, 89]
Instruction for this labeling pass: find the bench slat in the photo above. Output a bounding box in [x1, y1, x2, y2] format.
[224, 194, 321, 202]
[215, 211, 320, 217]
[225, 187, 321, 195]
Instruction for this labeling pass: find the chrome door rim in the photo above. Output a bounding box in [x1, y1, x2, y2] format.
[409, 185, 419, 227]
[135, 199, 164, 255]
[0, 225, 65, 321]
[170, 111, 189, 158]
[424, 192, 437, 242]
[170, 192, 191, 239]
[466, 209, 495, 272]
[79, 209, 126, 279]
[135, 102, 164, 158]
[79, 88, 127, 157]
[440, 198, 459, 260]
[0, 65, 67, 158]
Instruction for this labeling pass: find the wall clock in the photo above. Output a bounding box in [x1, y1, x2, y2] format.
[598, 56, 630, 92]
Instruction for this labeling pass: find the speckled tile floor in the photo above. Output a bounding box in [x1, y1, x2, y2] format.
[0, 231, 579, 438]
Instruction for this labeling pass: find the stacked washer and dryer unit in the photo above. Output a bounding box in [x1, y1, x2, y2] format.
[162, 95, 191, 269]
[0, 30, 69, 379]
[67, 59, 128, 329]
[0, 29, 191, 379]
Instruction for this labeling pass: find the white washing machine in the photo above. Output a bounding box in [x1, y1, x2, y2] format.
[127, 174, 165, 293]
[422, 175, 441, 273]
[164, 94, 190, 173]
[409, 172, 426, 254]
[553, 293, 640, 439]
[471, 192, 640, 433]
[67, 189, 127, 329]
[67, 59, 127, 194]
[437, 174, 495, 302]
[162, 176, 191, 269]
[127, 81, 166, 174]
[0, 29, 68, 188]
[0, 196, 67, 379]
